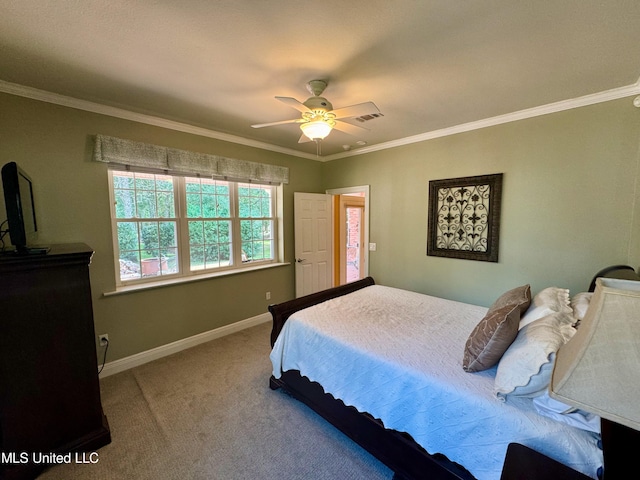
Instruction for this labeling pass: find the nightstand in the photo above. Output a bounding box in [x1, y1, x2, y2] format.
[500, 443, 594, 480]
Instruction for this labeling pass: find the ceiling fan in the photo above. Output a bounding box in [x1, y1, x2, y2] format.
[251, 80, 381, 143]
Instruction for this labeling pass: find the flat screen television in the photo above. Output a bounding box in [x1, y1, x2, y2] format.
[1, 161, 45, 254]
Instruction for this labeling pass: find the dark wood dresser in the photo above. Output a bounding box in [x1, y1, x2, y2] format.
[0, 244, 110, 480]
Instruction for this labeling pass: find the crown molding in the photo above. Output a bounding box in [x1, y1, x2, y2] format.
[0, 80, 319, 161]
[2, 78, 639, 163]
[323, 78, 640, 162]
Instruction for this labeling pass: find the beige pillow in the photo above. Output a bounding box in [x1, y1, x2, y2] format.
[570, 292, 592, 323]
[462, 285, 531, 372]
[519, 287, 573, 329]
[532, 286, 571, 311]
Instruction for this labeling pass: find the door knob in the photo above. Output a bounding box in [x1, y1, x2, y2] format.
[296, 258, 306, 263]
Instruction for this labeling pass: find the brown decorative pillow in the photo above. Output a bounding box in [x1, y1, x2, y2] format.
[462, 285, 531, 372]
[490, 284, 532, 311]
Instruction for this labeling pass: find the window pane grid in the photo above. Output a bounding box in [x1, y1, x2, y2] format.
[238, 183, 273, 218]
[240, 219, 274, 262]
[113, 171, 178, 281]
[237, 183, 275, 264]
[188, 220, 232, 270]
[115, 219, 179, 280]
[110, 171, 278, 285]
[186, 178, 230, 219]
[114, 171, 175, 219]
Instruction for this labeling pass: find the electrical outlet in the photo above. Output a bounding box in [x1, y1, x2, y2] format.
[98, 334, 109, 347]
[266, 291, 271, 300]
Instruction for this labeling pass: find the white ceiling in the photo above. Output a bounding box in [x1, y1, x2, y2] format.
[1, 1, 640, 159]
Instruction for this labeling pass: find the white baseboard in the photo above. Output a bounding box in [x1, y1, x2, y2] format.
[98, 312, 271, 378]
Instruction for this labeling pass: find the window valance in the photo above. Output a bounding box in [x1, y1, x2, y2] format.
[93, 134, 289, 184]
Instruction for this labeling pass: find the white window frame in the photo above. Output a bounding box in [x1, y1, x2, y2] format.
[108, 168, 282, 289]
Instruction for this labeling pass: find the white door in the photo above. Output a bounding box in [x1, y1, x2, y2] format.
[294, 192, 332, 297]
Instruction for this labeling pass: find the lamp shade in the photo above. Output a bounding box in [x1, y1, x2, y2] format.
[550, 277, 640, 431]
[300, 120, 333, 141]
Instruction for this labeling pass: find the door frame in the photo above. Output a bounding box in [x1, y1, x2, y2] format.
[326, 185, 370, 284]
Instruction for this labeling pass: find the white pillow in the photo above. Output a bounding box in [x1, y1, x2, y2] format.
[519, 287, 572, 329]
[518, 304, 556, 329]
[495, 312, 576, 399]
[570, 292, 592, 323]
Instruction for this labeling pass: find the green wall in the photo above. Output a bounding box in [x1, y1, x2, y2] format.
[2, 91, 639, 362]
[323, 98, 640, 306]
[0, 92, 323, 362]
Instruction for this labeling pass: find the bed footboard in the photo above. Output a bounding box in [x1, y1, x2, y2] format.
[268, 276, 375, 347]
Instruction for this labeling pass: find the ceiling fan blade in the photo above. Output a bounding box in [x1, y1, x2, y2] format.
[276, 96, 312, 113]
[333, 120, 370, 136]
[330, 101, 380, 119]
[251, 118, 303, 128]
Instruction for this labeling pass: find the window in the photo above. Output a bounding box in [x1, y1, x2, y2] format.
[109, 170, 280, 285]
[185, 178, 232, 271]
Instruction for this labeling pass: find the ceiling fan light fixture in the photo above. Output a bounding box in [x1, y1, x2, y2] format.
[300, 119, 333, 141]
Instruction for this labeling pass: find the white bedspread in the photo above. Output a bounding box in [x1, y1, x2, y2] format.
[270, 285, 602, 480]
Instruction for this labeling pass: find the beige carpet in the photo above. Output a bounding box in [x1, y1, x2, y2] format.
[40, 322, 393, 480]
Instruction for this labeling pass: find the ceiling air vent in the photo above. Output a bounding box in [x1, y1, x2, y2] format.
[354, 113, 384, 123]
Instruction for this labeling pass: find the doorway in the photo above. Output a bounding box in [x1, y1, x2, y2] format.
[293, 186, 370, 297]
[341, 194, 365, 284]
[326, 186, 370, 286]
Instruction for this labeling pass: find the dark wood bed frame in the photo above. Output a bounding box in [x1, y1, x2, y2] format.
[269, 267, 640, 480]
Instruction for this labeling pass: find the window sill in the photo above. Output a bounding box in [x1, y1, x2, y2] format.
[103, 262, 291, 297]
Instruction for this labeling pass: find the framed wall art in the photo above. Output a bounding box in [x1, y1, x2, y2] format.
[427, 173, 503, 262]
